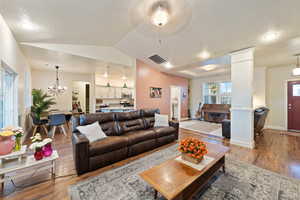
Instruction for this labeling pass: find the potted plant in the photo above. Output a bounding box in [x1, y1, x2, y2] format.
[178, 138, 208, 164]
[31, 89, 56, 120]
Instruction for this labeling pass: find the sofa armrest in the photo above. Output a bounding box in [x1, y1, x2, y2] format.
[169, 120, 179, 140]
[72, 132, 90, 175]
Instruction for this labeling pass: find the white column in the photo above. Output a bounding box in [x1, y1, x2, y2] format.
[230, 48, 255, 149]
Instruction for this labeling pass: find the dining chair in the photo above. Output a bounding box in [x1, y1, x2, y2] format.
[31, 113, 48, 136]
[48, 114, 67, 138]
[65, 113, 72, 129]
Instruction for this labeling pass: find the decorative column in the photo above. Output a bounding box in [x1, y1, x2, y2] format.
[230, 48, 255, 149]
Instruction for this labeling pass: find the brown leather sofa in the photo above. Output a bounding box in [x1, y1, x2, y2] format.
[71, 109, 179, 175]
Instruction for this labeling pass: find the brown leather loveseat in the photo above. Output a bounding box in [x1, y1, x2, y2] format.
[72, 109, 179, 175]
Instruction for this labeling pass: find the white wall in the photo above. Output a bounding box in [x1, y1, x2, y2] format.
[266, 65, 296, 130]
[253, 67, 267, 108]
[31, 69, 95, 112]
[0, 14, 32, 128]
[189, 74, 231, 118]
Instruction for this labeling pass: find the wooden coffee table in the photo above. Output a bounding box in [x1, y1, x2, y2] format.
[139, 142, 229, 200]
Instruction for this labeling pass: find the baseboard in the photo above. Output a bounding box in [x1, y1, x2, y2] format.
[230, 138, 255, 149]
[264, 125, 287, 131]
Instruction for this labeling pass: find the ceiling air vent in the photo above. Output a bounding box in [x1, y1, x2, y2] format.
[148, 54, 167, 64]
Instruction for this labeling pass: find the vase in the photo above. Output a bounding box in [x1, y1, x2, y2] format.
[14, 136, 22, 151]
[0, 136, 15, 155]
[42, 143, 53, 157]
[34, 148, 44, 161]
[182, 153, 203, 164]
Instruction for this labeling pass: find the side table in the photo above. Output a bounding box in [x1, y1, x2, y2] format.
[0, 150, 59, 192]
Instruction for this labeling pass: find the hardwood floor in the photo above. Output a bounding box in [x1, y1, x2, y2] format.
[1, 127, 300, 200]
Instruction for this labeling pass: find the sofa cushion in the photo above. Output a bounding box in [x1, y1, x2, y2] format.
[124, 129, 157, 145]
[153, 127, 176, 137]
[116, 111, 145, 135]
[154, 113, 169, 127]
[80, 113, 117, 136]
[77, 121, 107, 143]
[89, 136, 128, 157]
[141, 109, 160, 128]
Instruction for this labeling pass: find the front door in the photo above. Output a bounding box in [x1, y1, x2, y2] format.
[288, 81, 300, 131]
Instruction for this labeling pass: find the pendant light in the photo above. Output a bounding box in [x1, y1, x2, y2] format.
[47, 66, 67, 96]
[293, 54, 300, 76]
[106, 65, 111, 87]
[122, 66, 128, 88]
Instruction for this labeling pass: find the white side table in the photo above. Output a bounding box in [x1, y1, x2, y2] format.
[0, 146, 27, 167]
[0, 150, 59, 192]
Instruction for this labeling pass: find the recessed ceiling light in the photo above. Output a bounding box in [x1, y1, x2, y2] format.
[21, 18, 39, 31]
[202, 64, 217, 71]
[198, 51, 210, 59]
[164, 62, 173, 69]
[261, 31, 281, 43]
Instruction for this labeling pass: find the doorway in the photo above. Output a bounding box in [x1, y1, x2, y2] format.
[170, 86, 181, 121]
[72, 81, 90, 113]
[288, 80, 300, 131]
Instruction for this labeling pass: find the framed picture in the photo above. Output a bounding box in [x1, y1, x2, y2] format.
[150, 87, 162, 98]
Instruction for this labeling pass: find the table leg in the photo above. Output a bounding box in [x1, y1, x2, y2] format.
[154, 189, 158, 199]
[0, 174, 4, 193]
[51, 160, 56, 179]
[222, 165, 226, 173]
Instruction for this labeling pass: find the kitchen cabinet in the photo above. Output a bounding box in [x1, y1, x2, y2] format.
[96, 86, 134, 99]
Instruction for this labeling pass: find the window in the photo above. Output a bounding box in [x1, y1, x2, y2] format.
[203, 82, 232, 104]
[0, 63, 18, 128]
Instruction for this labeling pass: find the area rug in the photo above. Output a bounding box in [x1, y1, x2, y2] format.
[69, 145, 300, 200]
[180, 120, 222, 137]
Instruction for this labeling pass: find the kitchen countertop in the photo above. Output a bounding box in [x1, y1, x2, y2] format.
[100, 107, 135, 110]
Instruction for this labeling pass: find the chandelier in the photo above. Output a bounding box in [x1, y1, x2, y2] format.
[151, 4, 169, 27]
[47, 66, 67, 96]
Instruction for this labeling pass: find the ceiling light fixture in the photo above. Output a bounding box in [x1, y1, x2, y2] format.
[47, 66, 67, 96]
[293, 54, 300, 76]
[122, 67, 128, 88]
[106, 65, 111, 87]
[261, 31, 281, 43]
[151, 4, 169, 27]
[202, 65, 217, 71]
[21, 18, 39, 31]
[198, 51, 210, 60]
[164, 62, 173, 69]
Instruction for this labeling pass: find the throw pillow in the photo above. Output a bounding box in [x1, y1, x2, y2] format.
[77, 121, 107, 143]
[154, 113, 169, 127]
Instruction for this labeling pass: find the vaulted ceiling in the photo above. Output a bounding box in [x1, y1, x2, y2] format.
[1, 0, 300, 78]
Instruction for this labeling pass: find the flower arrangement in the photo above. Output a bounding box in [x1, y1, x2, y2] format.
[30, 133, 53, 160]
[178, 138, 208, 164]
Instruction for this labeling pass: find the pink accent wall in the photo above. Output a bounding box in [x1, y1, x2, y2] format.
[136, 60, 189, 118]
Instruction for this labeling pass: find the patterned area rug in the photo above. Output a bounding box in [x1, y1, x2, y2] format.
[69, 145, 300, 200]
[180, 120, 222, 137]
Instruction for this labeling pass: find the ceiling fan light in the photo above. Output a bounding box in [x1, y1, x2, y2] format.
[151, 5, 169, 27]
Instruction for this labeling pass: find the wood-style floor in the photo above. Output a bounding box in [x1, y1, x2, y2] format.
[1, 127, 300, 200]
